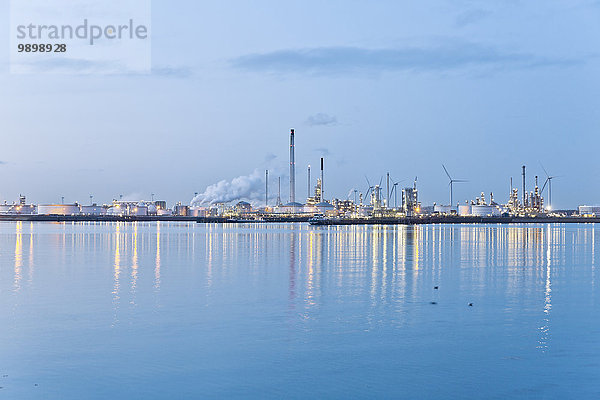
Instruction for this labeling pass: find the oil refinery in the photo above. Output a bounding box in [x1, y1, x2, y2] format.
[1, 128, 599, 224]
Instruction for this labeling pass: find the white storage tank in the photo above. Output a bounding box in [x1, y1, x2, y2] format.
[434, 205, 452, 214]
[189, 207, 210, 217]
[16, 205, 36, 214]
[458, 205, 472, 216]
[130, 205, 148, 216]
[174, 205, 189, 216]
[80, 205, 106, 215]
[315, 202, 334, 214]
[37, 204, 80, 216]
[470, 205, 501, 217]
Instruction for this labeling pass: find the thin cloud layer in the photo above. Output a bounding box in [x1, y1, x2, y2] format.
[306, 113, 337, 127]
[232, 42, 581, 76]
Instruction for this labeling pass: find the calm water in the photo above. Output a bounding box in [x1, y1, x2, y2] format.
[1, 222, 599, 399]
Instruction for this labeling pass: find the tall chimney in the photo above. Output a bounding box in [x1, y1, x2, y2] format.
[522, 165, 526, 207]
[289, 129, 295, 203]
[387, 172, 390, 207]
[307, 165, 311, 200]
[320, 157, 324, 201]
[265, 170, 269, 206]
[277, 177, 282, 206]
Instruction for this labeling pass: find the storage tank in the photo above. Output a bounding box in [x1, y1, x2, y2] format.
[434, 205, 452, 214]
[37, 204, 80, 216]
[80, 205, 106, 215]
[174, 205, 189, 216]
[130, 205, 148, 216]
[458, 205, 472, 216]
[315, 202, 334, 214]
[470, 205, 501, 217]
[189, 207, 209, 217]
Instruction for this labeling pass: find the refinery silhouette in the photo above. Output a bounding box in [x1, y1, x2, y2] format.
[1, 129, 598, 224]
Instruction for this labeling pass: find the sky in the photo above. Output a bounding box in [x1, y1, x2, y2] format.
[1, 0, 599, 208]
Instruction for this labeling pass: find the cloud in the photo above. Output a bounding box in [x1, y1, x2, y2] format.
[264, 153, 278, 163]
[231, 42, 582, 76]
[315, 147, 331, 156]
[306, 113, 337, 127]
[0, 161, 6, 165]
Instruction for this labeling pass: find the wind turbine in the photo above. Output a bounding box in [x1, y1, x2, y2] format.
[364, 176, 374, 198]
[388, 176, 406, 208]
[540, 164, 560, 210]
[442, 164, 467, 207]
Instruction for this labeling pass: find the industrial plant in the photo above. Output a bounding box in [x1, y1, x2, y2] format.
[1, 128, 599, 224]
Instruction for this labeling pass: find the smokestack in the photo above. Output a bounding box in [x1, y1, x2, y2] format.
[265, 170, 269, 206]
[387, 172, 390, 207]
[289, 129, 295, 203]
[307, 165, 311, 199]
[522, 165, 526, 207]
[277, 177, 282, 206]
[320, 157, 324, 201]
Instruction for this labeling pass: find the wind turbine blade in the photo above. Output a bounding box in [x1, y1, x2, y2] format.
[540, 162, 550, 178]
[541, 178, 549, 194]
[453, 180, 469, 183]
[442, 164, 452, 180]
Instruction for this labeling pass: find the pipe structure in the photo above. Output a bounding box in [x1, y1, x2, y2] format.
[522, 165, 526, 208]
[320, 157, 325, 201]
[308, 165, 311, 200]
[289, 129, 295, 203]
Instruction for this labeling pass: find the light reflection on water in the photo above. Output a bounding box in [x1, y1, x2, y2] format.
[1, 222, 599, 399]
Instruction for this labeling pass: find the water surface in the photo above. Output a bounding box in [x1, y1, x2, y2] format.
[1, 222, 599, 399]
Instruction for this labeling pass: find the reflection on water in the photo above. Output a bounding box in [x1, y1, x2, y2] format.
[155, 221, 161, 291]
[5, 223, 596, 325]
[1, 222, 600, 399]
[13, 221, 23, 292]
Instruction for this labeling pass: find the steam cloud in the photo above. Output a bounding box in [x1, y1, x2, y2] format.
[191, 169, 270, 206]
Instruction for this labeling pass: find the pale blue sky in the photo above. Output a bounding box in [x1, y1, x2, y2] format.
[1, 1, 599, 207]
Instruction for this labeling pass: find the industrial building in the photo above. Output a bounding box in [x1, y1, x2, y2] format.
[37, 204, 81, 216]
[1, 124, 575, 223]
[579, 206, 600, 217]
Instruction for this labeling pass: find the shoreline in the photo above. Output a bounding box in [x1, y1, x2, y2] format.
[0, 215, 598, 224]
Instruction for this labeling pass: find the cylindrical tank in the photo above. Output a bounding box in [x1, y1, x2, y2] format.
[315, 202, 334, 214]
[470, 205, 501, 217]
[37, 204, 80, 216]
[458, 205, 472, 216]
[80, 205, 106, 215]
[174, 205, 189, 216]
[434, 205, 452, 214]
[131, 205, 148, 216]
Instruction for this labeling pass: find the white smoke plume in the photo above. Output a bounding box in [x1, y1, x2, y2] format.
[191, 169, 281, 206]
